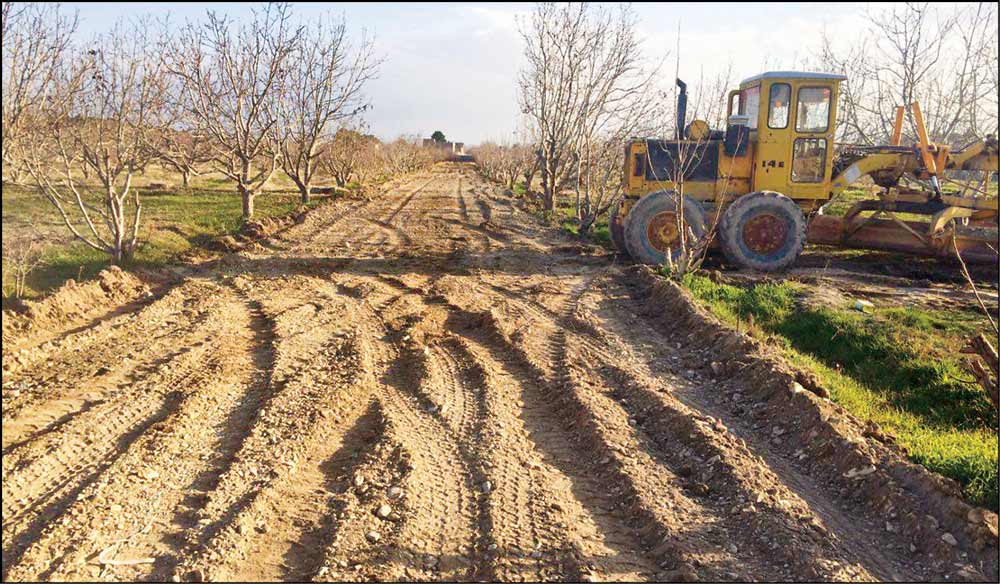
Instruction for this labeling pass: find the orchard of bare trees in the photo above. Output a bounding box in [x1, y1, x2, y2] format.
[820, 2, 999, 145]
[1, 2, 445, 268]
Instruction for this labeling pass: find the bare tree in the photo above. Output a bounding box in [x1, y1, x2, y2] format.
[351, 134, 386, 186]
[472, 140, 535, 191]
[168, 3, 302, 219]
[18, 18, 169, 265]
[152, 95, 215, 190]
[278, 15, 379, 203]
[571, 135, 628, 234]
[517, 3, 659, 218]
[820, 2, 998, 145]
[1, 2, 79, 184]
[382, 136, 441, 175]
[320, 126, 380, 187]
[2, 227, 47, 300]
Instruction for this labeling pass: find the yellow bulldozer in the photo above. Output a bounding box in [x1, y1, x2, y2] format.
[611, 71, 999, 270]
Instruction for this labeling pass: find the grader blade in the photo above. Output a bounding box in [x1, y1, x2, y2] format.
[807, 214, 999, 264]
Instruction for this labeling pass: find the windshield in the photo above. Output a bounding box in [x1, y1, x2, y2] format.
[738, 85, 761, 129]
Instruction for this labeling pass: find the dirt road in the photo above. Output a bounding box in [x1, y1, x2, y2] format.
[2, 164, 996, 582]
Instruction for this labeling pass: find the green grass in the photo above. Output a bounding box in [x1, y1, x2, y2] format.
[555, 198, 614, 250]
[2, 183, 323, 299]
[824, 179, 998, 219]
[682, 274, 999, 510]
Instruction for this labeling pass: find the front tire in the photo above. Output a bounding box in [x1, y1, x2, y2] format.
[623, 190, 706, 265]
[719, 191, 806, 271]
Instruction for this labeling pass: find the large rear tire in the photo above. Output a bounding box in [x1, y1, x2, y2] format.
[623, 190, 706, 265]
[719, 191, 806, 271]
[609, 197, 628, 254]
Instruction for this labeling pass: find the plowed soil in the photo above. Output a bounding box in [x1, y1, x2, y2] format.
[3, 163, 997, 582]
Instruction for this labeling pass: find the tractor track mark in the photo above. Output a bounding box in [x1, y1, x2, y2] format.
[1, 281, 219, 429]
[1, 285, 164, 374]
[280, 174, 430, 253]
[1, 334, 221, 538]
[1, 390, 184, 582]
[210, 287, 396, 582]
[0, 283, 251, 581]
[584, 275, 924, 581]
[354, 278, 486, 581]
[7, 303, 254, 581]
[379, 273, 658, 580]
[455, 176, 470, 222]
[2, 163, 983, 583]
[372, 274, 589, 581]
[173, 278, 377, 581]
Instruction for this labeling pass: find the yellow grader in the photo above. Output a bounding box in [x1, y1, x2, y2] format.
[611, 71, 999, 270]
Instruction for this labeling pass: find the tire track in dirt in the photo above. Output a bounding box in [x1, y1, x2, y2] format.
[4, 280, 258, 578]
[212, 278, 420, 583]
[575, 273, 926, 581]
[430, 269, 892, 581]
[2, 289, 157, 375]
[378, 273, 658, 581]
[145, 289, 280, 582]
[4, 163, 991, 582]
[277, 173, 430, 254]
[2, 281, 221, 437]
[0, 285, 235, 541]
[455, 175, 470, 222]
[467, 274, 799, 580]
[497, 269, 901, 580]
[3, 284, 256, 581]
[343, 276, 487, 581]
[307, 174, 436, 259]
[372, 274, 581, 582]
[170, 276, 381, 582]
[310, 399, 411, 582]
[1, 390, 183, 582]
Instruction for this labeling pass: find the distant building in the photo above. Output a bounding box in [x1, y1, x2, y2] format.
[423, 138, 465, 155]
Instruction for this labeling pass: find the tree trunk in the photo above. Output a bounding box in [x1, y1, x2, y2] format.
[241, 187, 255, 220]
[540, 163, 554, 214]
[543, 191, 554, 217]
[299, 183, 312, 204]
[182, 169, 191, 189]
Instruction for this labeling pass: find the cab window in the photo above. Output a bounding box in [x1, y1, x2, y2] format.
[796, 86, 831, 133]
[792, 138, 827, 182]
[767, 83, 790, 129]
[738, 85, 760, 129]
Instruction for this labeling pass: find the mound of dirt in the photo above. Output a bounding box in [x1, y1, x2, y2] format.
[628, 266, 998, 580]
[2, 266, 151, 354]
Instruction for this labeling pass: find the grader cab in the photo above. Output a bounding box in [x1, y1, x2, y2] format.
[611, 71, 999, 271]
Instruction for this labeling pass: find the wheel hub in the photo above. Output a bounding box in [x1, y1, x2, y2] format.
[742, 213, 788, 255]
[646, 211, 680, 253]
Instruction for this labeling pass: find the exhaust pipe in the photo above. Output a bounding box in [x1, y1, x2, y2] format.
[676, 78, 687, 140]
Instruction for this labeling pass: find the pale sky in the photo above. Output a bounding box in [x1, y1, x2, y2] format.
[65, 2, 911, 144]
